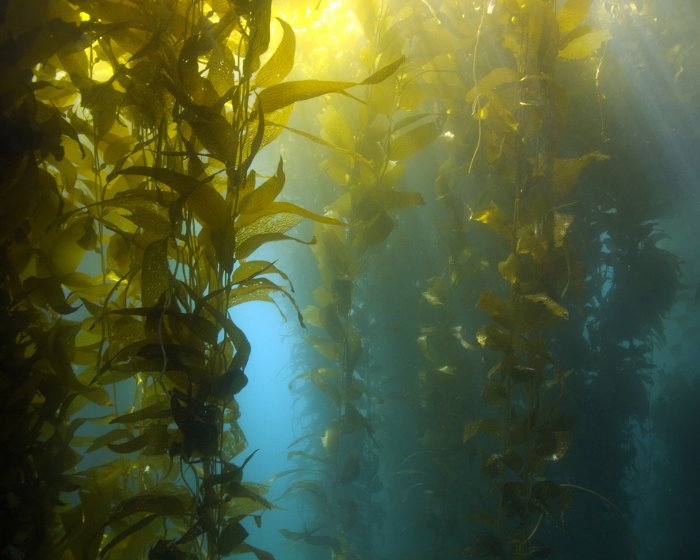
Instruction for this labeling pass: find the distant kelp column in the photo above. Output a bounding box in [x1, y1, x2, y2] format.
[545, 4, 684, 556]
[414, 1, 611, 558]
[468, 1, 614, 558]
[281, 1, 443, 558]
[0, 0, 392, 558]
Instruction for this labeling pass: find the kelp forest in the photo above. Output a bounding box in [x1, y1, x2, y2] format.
[2, 0, 699, 559]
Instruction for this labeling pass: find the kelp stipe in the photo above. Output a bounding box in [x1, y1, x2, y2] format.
[281, 1, 442, 557]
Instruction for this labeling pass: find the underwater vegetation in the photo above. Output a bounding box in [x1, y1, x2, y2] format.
[1, 0, 697, 559]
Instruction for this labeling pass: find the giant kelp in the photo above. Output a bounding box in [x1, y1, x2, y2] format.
[0, 0, 399, 558]
[0, 1, 690, 559]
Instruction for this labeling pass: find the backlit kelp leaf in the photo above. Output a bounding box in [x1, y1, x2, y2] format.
[235, 231, 314, 261]
[556, 0, 594, 36]
[87, 428, 131, 452]
[244, 0, 272, 76]
[236, 213, 302, 246]
[208, 42, 236, 98]
[105, 492, 189, 526]
[522, 293, 569, 320]
[238, 158, 285, 215]
[535, 430, 572, 462]
[114, 166, 209, 194]
[222, 422, 248, 462]
[141, 238, 169, 307]
[234, 544, 275, 560]
[463, 418, 501, 443]
[233, 260, 293, 290]
[376, 190, 424, 211]
[476, 291, 520, 330]
[271, 122, 368, 163]
[98, 514, 159, 559]
[107, 432, 150, 454]
[362, 56, 405, 84]
[552, 212, 574, 247]
[110, 402, 171, 424]
[319, 104, 355, 148]
[472, 201, 512, 239]
[558, 28, 611, 60]
[203, 305, 251, 370]
[388, 119, 443, 160]
[258, 79, 355, 113]
[181, 105, 238, 163]
[258, 57, 404, 113]
[476, 325, 515, 354]
[305, 334, 341, 361]
[466, 67, 520, 104]
[255, 18, 295, 88]
[498, 254, 518, 284]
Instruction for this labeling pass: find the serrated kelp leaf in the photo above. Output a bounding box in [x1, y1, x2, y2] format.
[115, 166, 226, 229]
[125, 206, 171, 237]
[239, 158, 285, 214]
[498, 254, 518, 284]
[475, 325, 513, 353]
[98, 514, 159, 559]
[393, 113, 434, 132]
[237, 213, 303, 245]
[535, 431, 571, 462]
[270, 121, 368, 163]
[141, 238, 169, 307]
[184, 107, 237, 163]
[105, 492, 189, 526]
[558, 28, 611, 60]
[258, 79, 355, 113]
[233, 260, 292, 289]
[110, 402, 171, 424]
[476, 291, 518, 329]
[255, 18, 295, 88]
[107, 432, 150, 454]
[114, 166, 210, 195]
[171, 312, 221, 345]
[217, 522, 249, 555]
[557, 0, 594, 35]
[376, 190, 424, 210]
[244, 0, 272, 76]
[388, 119, 442, 160]
[49, 223, 88, 276]
[522, 293, 569, 319]
[463, 419, 501, 443]
[305, 334, 340, 361]
[472, 201, 512, 239]
[222, 422, 248, 462]
[234, 544, 275, 560]
[86, 428, 131, 452]
[102, 135, 135, 166]
[235, 231, 314, 261]
[209, 42, 236, 97]
[361, 56, 405, 84]
[188, 183, 228, 230]
[466, 67, 520, 103]
[552, 212, 574, 247]
[257, 57, 404, 113]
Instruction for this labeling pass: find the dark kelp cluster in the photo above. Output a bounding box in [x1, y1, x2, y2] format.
[1, 1, 695, 559]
